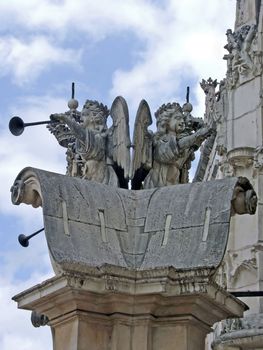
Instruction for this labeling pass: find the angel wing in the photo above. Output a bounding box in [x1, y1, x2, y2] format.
[109, 96, 131, 188]
[131, 99, 153, 190]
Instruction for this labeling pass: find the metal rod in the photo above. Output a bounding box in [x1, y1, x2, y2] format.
[9, 116, 54, 136]
[230, 291, 263, 297]
[18, 227, 45, 247]
[24, 120, 52, 127]
[26, 227, 45, 240]
[72, 82, 75, 99]
[186, 86, 190, 103]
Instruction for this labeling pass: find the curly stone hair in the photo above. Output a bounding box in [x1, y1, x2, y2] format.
[82, 100, 110, 121]
[155, 102, 183, 133]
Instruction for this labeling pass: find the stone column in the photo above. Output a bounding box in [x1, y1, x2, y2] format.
[13, 268, 246, 350]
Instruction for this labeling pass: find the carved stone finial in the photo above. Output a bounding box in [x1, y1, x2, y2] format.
[200, 77, 221, 128]
[68, 98, 79, 110]
[200, 77, 218, 93]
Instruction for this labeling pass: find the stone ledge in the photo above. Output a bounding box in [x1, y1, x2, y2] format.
[212, 313, 263, 349]
[13, 267, 246, 327]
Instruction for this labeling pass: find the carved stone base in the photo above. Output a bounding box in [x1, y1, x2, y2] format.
[13, 268, 246, 350]
[212, 314, 263, 350]
[227, 147, 255, 169]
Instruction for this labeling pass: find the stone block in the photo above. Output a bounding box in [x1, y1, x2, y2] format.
[13, 270, 247, 350]
[233, 78, 261, 119]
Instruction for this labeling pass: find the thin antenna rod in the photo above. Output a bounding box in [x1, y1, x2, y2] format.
[186, 86, 190, 103]
[72, 82, 75, 99]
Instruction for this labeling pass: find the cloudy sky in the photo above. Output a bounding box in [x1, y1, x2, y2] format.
[0, 0, 236, 348]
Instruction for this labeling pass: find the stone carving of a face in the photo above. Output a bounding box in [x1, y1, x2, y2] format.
[81, 108, 106, 132]
[169, 113, 185, 134]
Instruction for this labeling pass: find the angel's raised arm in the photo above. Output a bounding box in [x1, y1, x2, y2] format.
[50, 113, 85, 143]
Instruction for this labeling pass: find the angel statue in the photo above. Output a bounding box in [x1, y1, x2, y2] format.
[131, 101, 212, 189]
[48, 96, 131, 188]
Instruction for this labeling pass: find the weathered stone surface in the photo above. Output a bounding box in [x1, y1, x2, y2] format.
[13, 268, 247, 350]
[132, 100, 212, 189]
[11, 167, 256, 274]
[47, 95, 212, 190]
[48, 97, 131, 188]
[193, 133, 217, 182]
[195, 1, 263, 325]
[223, 23, 262, 90]
[212, 313, 263, 349]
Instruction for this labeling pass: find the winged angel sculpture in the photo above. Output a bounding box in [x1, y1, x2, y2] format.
[49, 96, 130, 188]
[131, 100, 212, 189]
[48, 97, 212, 189]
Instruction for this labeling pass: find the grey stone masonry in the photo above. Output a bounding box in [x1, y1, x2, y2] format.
[11, 167, 257, 275]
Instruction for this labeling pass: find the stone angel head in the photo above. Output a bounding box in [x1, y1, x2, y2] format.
[81, 100, 109, 133]
[155, 102, 185, 135]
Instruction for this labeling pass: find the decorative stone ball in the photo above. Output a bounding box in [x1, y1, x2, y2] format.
[68, 98, 79, 110]
[182, 102, 193, 113]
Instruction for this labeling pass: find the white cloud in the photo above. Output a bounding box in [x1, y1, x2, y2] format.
[1, 334, 51, 350]
[0, 0, 236, 100]
[0, 251, 53, 350]
[0, 95, 68, 216]
[0, 207, 53, 350]
[0, 0, 161, 39]
[0, 36, 82, 84]
[110, 0, 236, 117]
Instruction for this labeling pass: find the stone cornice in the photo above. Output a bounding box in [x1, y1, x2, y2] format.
[13, 268, 247, 328]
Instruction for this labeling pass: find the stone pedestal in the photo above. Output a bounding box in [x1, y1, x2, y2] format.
[13, 267, 246, 350]
[11, 169, 256, 349]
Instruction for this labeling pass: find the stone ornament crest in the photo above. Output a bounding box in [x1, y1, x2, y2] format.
[224, 23, 262, 88]
[200, 77, 219, 125]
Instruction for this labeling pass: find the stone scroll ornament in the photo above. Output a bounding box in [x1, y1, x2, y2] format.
[47, 94, 213, 189]
[10, 168, 257, 273]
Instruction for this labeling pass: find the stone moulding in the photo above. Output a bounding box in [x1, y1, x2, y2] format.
[12, 267, 248, 350]
[227, 147, 255, 168]
[212, 313, 263, 349]
[11, 167, 257, 275]
[12, 267, 247, 328]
